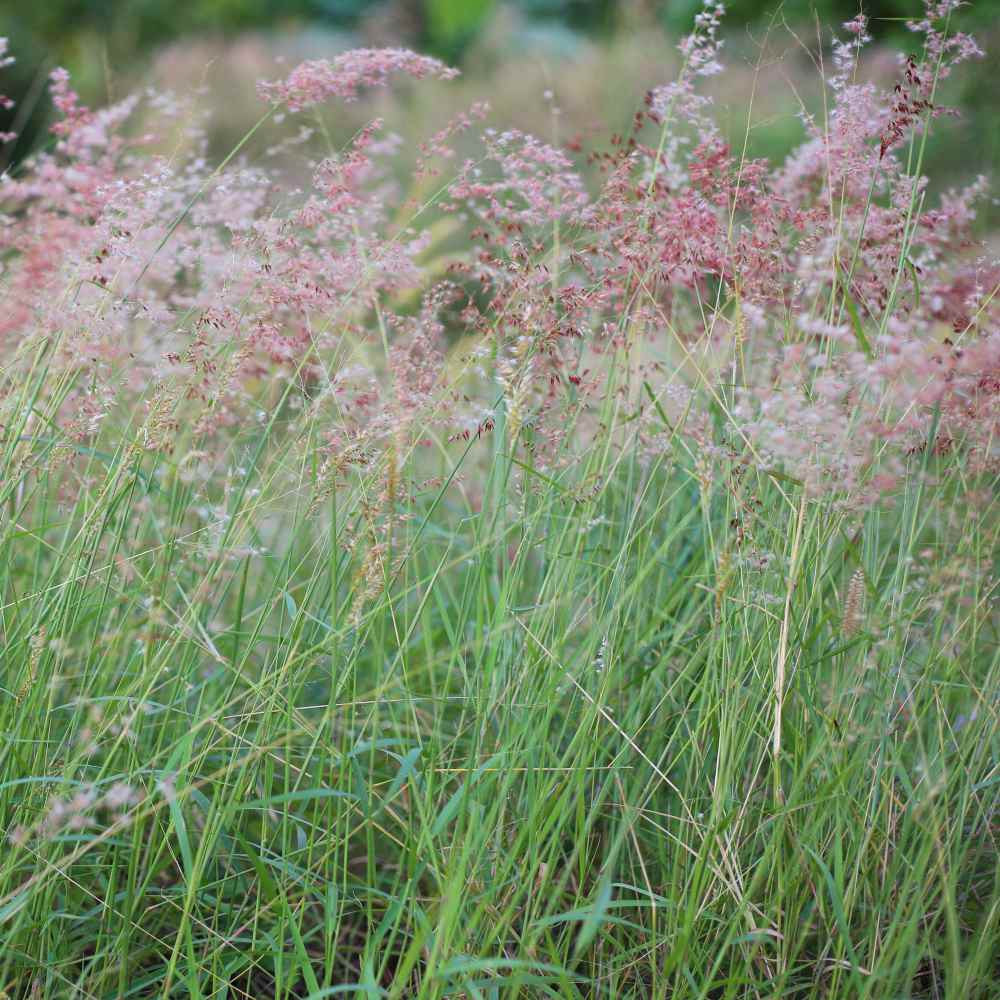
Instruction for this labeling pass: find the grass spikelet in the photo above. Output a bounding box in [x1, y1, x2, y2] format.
[16, 626, 46, 704]
[842, 568, 866, 638]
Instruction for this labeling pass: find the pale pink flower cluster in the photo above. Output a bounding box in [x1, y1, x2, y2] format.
[257, 48, 459, 111]
[0, 0, 995, 512]
[449, 129, 589, 229]
[907, 1, 983, 78]
[678, 0, 727, 77]
[8, 782, 144, 847]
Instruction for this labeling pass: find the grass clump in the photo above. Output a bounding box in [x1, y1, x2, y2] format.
[0, 5, 998, 997]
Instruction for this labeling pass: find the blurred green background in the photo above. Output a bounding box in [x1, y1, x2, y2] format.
[1, 0, 997, 227]
[5, 0, 996, 65]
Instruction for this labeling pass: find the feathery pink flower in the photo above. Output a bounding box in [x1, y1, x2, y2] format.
[257, 48, 458, 112]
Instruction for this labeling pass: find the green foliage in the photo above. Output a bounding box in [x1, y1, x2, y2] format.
[0, 307, 997, 995]
[425, 0, 496, 59]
